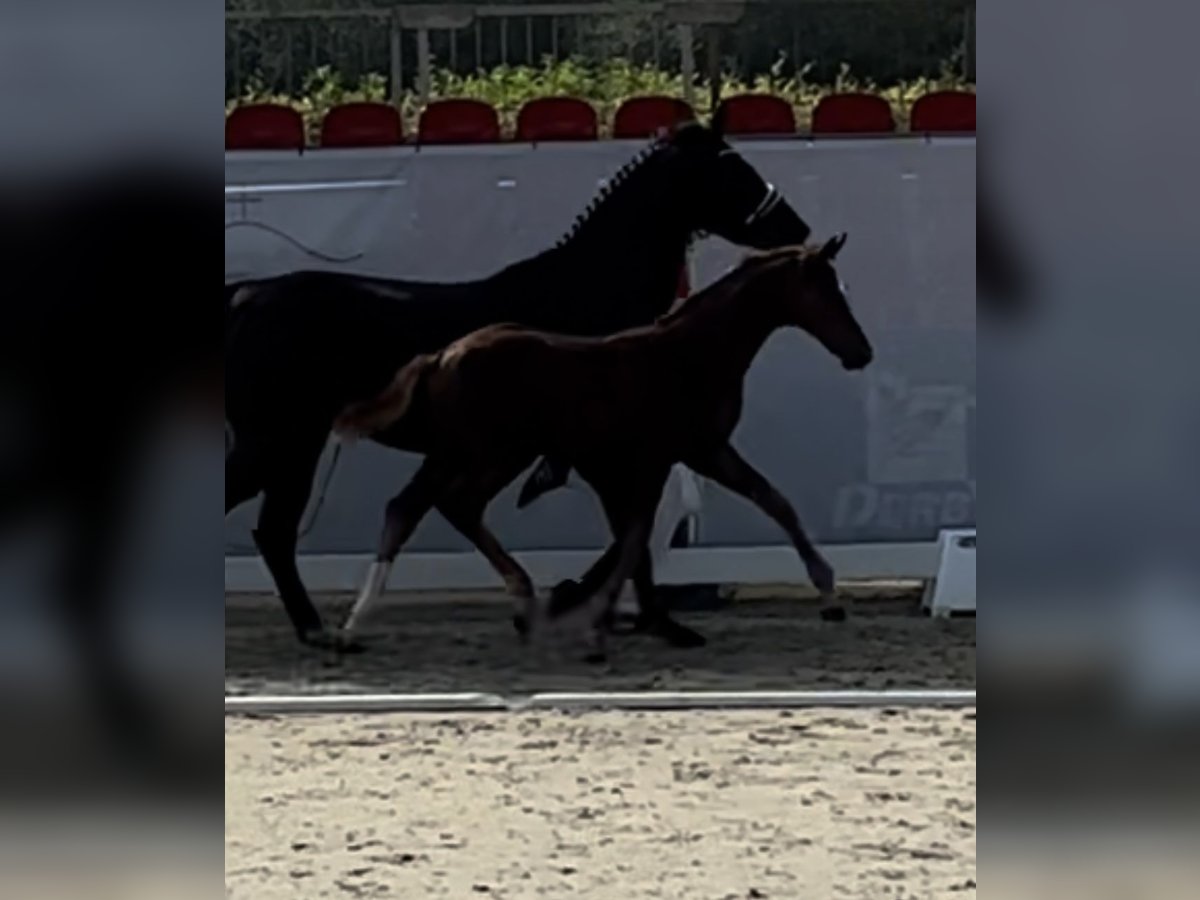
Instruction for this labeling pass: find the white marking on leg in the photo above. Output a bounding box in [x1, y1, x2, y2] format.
[342, 559, 391, 633]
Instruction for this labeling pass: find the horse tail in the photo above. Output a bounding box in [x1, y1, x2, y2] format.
[225, 281, 249, 334]
[225, 281, 256, 360]
[333, 354, 436, 439]
[226, 279, 258, 317]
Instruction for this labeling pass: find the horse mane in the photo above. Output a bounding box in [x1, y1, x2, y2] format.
[655, 244, 814, 324]
[554, 121, 711, 249]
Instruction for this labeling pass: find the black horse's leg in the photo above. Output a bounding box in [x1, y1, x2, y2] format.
[517, 459, 702, 646]
[515, 455, 572, 509]
[0, 462, 41, 536]
[547, 520, 706, 649]
[225, 439, 262, 515]
[0, 431, 162, 759]
[545, 542, 619, 620]
[628, 552, 706, 648]
[55, 445, 163, 759]
[687, 443, 844, 621]
[252, 432, 346, 649]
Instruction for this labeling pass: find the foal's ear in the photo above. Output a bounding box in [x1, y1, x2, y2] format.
[818, 233, 848, 261]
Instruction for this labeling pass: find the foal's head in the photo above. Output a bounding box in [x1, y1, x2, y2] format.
[757, 236, 874, 370]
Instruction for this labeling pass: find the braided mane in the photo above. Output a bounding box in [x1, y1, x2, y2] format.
[554, 133, 669, 248]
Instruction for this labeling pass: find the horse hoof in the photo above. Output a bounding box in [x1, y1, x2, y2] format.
[334, 633, 368, 654]
[546, 579, 585, 619]
[662, 623, 708, 649]
[606, 613, 640, 636]
[512, 613, 530, 637]
[820, 606, 848, 623]
[302, 629, 368, 654]
[299, 628, 333, 649]
[808, 560, 836, 596]
[640, 616, 706, 648]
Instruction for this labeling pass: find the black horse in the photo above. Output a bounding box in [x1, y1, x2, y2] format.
[1, 167, 218, 763]
[225, 121, 813, 651]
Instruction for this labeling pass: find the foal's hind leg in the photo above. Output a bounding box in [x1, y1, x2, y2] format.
[435, 464, 540, 639]
[686, 444, 844, 620]
[341, 458, 454, 634]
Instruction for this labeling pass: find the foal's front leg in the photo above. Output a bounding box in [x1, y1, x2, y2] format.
[686, 444, 846, 621]
[553, 531, 707, 649]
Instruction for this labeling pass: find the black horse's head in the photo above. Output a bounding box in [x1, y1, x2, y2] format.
[664, 119, 812, 250]
[556, 120, 811, 262]
[547, 119, 816, 337]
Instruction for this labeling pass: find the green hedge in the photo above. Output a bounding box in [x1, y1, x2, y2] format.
[228, 57, 973, 142]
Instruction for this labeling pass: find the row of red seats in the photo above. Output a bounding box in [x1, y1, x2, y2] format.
[227, 91, 975, 151]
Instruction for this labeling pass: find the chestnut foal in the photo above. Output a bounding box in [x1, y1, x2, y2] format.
[335, 236, 873, 660]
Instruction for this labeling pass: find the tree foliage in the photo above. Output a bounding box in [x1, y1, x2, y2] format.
[226, 0, 973, 98]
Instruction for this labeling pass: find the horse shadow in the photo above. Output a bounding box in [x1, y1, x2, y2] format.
[225, 588, 975, 697]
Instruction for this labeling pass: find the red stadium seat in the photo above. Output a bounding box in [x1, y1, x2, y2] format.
[225, 103, 305, 151]
[811, 93, 896, 135]
[714, 94, 796, 136]
[320, 102, 404, 147]
[612, 96, 695, 139]
[909, 90, 976, 134]
[516, 97, 598, 142]
[417, 99, 501, 145]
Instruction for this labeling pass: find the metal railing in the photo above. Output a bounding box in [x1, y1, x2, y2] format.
[225, 689, 978, 715]
[226, 1, 975, 107]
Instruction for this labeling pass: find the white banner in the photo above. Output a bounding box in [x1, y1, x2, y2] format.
[225, 138, 975, 554]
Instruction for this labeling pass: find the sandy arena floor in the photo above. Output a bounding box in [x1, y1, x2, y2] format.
[226, 589, 976, 898]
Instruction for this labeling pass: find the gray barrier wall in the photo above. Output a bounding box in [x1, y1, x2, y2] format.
[225, 137, 975, 556]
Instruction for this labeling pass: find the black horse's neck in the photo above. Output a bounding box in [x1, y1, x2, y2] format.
[485, 137, 695, 336]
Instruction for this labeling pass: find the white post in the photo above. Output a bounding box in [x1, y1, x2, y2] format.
[416, 27, 432, 105]
[678, 24, 696, 109]
[389, 12, 403, 108]
[963, 3, 976, 81]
